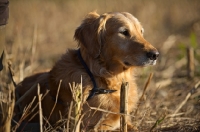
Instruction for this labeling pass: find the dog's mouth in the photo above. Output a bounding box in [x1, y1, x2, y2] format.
[148, 60, 157, 65]
[123, 59, 157, 67]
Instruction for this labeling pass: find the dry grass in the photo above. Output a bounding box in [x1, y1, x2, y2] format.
[1, 0, 200, 131]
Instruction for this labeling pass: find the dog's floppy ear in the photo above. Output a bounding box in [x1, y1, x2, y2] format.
[74, 12, 107, 58]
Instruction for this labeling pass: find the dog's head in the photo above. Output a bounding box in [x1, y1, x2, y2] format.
[74, 12, 159, 69]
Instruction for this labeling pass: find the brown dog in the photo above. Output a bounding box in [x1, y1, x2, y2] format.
[15, 12, 159, 131]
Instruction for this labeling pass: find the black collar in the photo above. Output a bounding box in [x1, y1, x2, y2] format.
[77, 49, 117, 100]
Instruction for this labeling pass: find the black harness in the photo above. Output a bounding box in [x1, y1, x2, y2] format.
[77, 49, 117, 100]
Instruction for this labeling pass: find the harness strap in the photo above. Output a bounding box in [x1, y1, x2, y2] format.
[77, 49, 116, 100]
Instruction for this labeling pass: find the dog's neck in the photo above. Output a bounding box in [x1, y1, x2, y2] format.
[79, 48, 134, 78]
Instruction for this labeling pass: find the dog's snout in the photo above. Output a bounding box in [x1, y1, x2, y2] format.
[146, 50, 159, 60]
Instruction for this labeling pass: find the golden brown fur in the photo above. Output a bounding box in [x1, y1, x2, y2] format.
[15, 12, 158, 130]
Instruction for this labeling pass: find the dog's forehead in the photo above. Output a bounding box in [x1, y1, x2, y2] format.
[121, 12, 139, 23]
[105, 12, 142, 29]
[110, 12, 140, 23]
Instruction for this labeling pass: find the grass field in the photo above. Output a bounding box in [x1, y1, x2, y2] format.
[2, 0, 200, 131]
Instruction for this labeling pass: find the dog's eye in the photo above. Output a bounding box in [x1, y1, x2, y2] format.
[120, 29, 130, 37]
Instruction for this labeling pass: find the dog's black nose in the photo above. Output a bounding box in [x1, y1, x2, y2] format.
[147, 50, 159, 60]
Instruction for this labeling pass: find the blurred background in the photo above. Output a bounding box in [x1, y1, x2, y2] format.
[4, 0, 200, 130]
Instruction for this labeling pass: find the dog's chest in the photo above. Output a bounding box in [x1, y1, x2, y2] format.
[93, 74, 138, 107]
